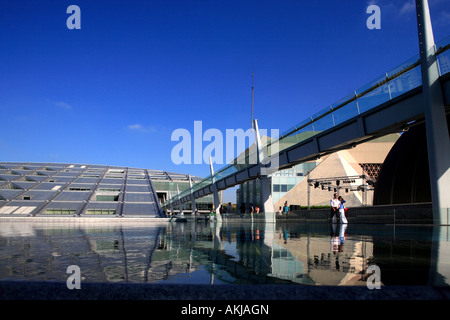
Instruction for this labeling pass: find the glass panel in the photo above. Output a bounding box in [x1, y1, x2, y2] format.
[312, 113, 333, 134]
[275, 124, 316, 155]
[277, 135, 298, 154]
[214, 164, 238, 181]
[436, 35, 450, 51]
[332, 101, 359, 126]
[355, 74, 386, 96]
[280, 118, 310, 138]
[96, 195, 119, 201]
[330, 92, 355, 110]
[437, 48, 450, 76]
[310, 106, 331, 121]
[357, 84, 391, 114]
[389, 65, 422, 99]
[386, 54, 419, 78]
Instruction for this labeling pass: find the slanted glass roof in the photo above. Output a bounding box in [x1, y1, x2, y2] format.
[0, 162, 204, 217]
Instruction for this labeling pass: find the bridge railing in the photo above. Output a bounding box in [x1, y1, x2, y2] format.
[165, 35, 450, 207]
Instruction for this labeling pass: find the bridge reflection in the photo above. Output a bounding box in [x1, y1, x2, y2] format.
[0, 220, 448, 286]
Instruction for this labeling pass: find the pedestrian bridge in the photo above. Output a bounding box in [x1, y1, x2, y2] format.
[163, 35, 450, 212]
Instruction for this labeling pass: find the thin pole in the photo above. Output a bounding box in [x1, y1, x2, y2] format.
[416, 0, 450, 224]
[251, 68, 254, 130]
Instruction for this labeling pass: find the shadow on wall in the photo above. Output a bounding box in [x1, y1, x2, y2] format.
[373, 114, 450, 205]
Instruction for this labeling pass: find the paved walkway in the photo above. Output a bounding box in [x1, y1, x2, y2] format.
[0, 280, 449, 300]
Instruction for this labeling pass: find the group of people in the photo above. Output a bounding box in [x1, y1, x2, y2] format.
[239, 203, 261, 215]
[218, 202, 232, 217]
[277, 201, 290, 216]
[330, 193, 348, 224]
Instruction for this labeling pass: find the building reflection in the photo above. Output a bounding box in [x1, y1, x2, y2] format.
[0, 221, 449, 286]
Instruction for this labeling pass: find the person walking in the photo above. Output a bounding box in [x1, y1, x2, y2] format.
[283, 201, 290, 215]
[330, 193, 340, 224]
[338, 196, 348, 224]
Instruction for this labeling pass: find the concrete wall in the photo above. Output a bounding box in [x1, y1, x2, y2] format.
[274, 203, 434, 225]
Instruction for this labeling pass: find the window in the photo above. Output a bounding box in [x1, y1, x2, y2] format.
[105, 175, 123, 179]
[0, 206, 35, 214]
[98, 188, 120, 192]
[281, 185, 288, 192]
[23, 196, 31, 200]
[128, 176, 146, 180]
[86, 209, 116, 215]
[45, 209, 76, 215]
[14, 206, 36, 214]
[96, 195, 119, 201]
[69, 187, 91, 191]
[108, 169, 124, 174]
[273, 184, 280, 192]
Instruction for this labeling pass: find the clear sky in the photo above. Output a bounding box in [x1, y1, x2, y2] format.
[1, 0, 449, 201]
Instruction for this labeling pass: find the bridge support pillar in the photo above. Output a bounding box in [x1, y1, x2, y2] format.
[416, 0, 450, 225]
[209, 157, 222, 222]
[260, 176, 275, 223]
[188, 174, 197, 214]
[211, 184, 222, 222]
[253, 119, 275, 223]
[169, 194, 174, 215]
[176, 184, 183, 215]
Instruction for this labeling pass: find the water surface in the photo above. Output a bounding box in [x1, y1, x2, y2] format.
[1, 220, 449, 286]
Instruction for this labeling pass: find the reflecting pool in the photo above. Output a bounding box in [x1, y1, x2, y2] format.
[0, 220, 449, 287]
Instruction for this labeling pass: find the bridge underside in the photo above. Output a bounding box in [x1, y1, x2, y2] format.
[374, 113, 450, 205]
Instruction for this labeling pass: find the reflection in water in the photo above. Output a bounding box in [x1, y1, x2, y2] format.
[0, 220, 449, 286]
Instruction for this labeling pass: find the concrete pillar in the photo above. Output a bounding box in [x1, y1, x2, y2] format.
[188, 174, 197, 214]
[177, 184, 183, 215]
[209, 156, 222, 222]
[245, 181, 250, 212]
[168, 193, 174, 215]
[237, 183, 243, 214]
[260, 176, 275, 221]
[254, 119, 275, 223]
[416, 0, 450, 225]
[252, 180, 257, 207]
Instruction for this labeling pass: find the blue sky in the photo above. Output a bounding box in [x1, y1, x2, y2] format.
[1, 1, 449, 197]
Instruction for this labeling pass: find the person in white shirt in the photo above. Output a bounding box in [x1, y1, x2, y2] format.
[330, 193, 340, 223]
[338, 196, 348, 224]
